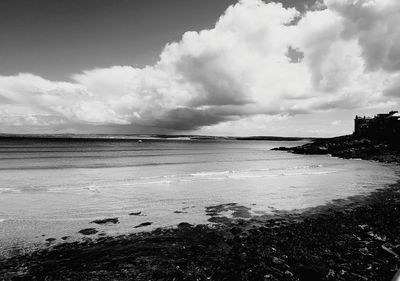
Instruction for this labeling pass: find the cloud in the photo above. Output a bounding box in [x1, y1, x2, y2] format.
[0, 0, 399, 134]
[326, 0, 400, 72]
[384, 76, 400, 98]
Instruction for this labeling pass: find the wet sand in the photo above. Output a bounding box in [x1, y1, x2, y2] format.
[2, 178, 400, 281]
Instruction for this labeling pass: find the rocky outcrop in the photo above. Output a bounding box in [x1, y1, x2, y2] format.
[272, 135, 400, 163]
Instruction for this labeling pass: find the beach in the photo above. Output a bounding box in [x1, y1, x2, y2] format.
[1, 137, 400, 280]
[2, 179, 400, 280]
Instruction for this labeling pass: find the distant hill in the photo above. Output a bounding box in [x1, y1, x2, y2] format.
[0, 133, 314, 142]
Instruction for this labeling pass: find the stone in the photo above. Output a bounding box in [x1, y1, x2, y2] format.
[134, 222, 153, 228]
[91, 217, 119, 225]
[272, 257, 285, 265]
[78, 228, 98, 235]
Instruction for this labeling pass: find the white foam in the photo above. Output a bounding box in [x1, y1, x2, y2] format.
[128, 166, 336, 183]
[131, 165, 326, 184]
[190, 171, 231, 177]
[83, 186, 99, 192]
[275, 170, 337, 177]
[0, 188, 18, 194]
[254, 164, 323, 173]
[228, 174, 263, 179]
[64, 166, 337, 191]
[133, 180, 172, 185]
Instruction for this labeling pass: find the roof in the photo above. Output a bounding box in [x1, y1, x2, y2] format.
[385, 113, 400, 119]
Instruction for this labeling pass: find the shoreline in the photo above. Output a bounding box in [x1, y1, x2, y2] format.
[2, 138, 400, 280]
[0, 133, 311, 142]
[272, 135, 400, 163]
[2, 182, 400, 280]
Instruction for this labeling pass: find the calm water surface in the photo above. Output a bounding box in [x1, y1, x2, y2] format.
[0, 138, 398, 256]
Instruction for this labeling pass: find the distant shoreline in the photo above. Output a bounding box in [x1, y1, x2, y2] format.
[0, 133, 315, 142]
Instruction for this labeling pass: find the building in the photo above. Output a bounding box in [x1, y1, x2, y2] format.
[354, 111, 400, 140]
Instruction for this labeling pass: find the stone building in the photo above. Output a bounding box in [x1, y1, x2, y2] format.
[354, 111, 400, 140]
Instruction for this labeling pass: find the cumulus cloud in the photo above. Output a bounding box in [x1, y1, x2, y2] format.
[0, 0, 399, 133]
[326, 0, 400, 72]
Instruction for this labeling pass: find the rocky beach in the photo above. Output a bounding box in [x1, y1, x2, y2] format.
[272, 135, 400, 163]
[1, 136, 400, 281]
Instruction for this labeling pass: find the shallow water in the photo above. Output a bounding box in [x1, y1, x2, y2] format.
[0, 138, 398, 257]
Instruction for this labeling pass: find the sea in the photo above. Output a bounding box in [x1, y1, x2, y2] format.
[0, 137, 398, 257]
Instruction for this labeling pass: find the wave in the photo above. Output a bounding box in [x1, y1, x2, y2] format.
[137, 165, 336, 184]
[132, 180, 172, 185]
[274, 171, 337, 177]
[5, 169, 339, 193]
[0, 151, 228, 161]
[227, 173, 263, 179]
[0, 188, 18, 194]
[83, 186, 100, 192]
[0, 147, 208, 154]
[0, 157, 299, 171]
[255, 164, 323, 172]
[190, 171, 233, 177]
[1, 163, 338, 193]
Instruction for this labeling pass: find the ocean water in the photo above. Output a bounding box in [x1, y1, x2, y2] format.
[0, 138, 398, 256]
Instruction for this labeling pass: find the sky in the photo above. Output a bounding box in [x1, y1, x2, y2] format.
[0, 0, 399, 137]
